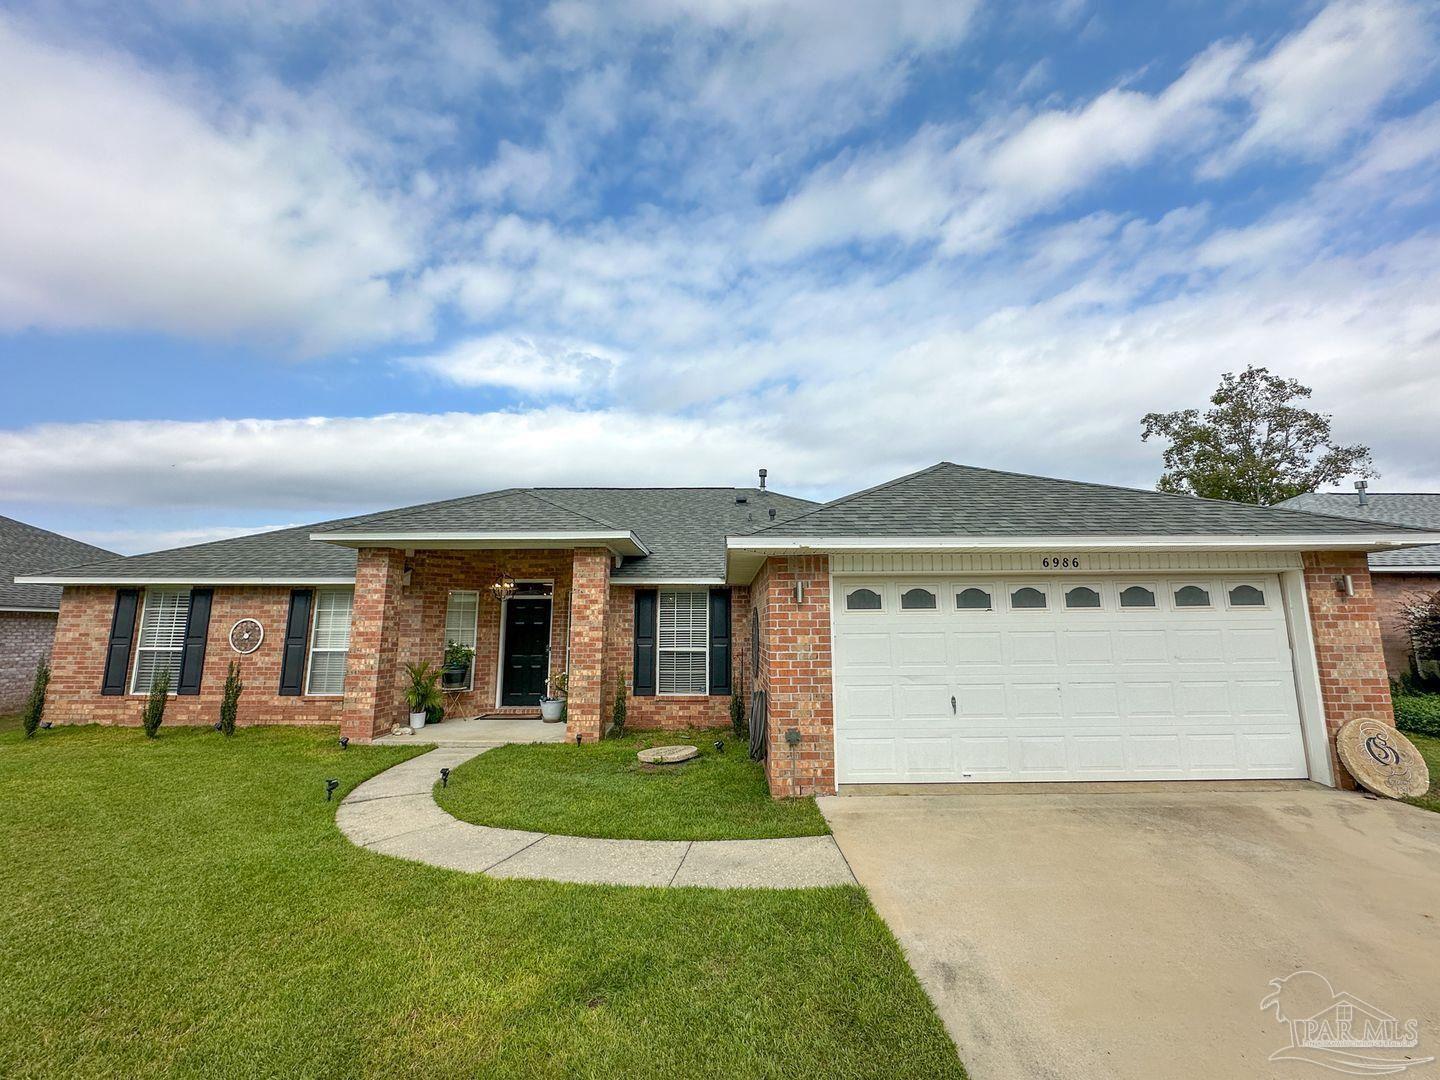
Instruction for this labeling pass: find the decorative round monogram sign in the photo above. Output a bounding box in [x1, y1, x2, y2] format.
[1335, 718, 1429, 799]
[229, 618, 264, 655]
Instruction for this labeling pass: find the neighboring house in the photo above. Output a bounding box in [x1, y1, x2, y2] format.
[0, 516, 114, 712]
[16, 465, 1439, 796]
[1280, 491, 1440, 682]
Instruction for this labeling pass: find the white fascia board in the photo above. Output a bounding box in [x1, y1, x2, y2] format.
[1369, 565, 1440, 573]
[13, 575, 357, 586]
[0, 605, 60, 613]
[612, 577, 726, 586]
[311, 529, 650, 557]
[726, 533, 1440, 552]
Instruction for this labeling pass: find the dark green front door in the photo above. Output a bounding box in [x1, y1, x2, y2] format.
[501, 598, 551, 706]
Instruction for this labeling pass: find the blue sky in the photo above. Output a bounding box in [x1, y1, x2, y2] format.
[1, 0, 1438, 553]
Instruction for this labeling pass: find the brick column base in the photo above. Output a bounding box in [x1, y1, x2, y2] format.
[340, 548, 405, 742]
[759, 556, 835, 798]
[565, 548, 610, 743]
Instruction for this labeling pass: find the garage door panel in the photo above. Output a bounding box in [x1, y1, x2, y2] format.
[895, 632, 947, 666]
[836, 632, 893, 667]
[952, 631, 1003, 664]
[898, 682, 953, 718]
[834, 574, 1307, 784]
[1063, 631, 1113, 664]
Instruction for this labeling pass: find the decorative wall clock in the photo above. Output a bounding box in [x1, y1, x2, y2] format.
[229, 618, 264, 654]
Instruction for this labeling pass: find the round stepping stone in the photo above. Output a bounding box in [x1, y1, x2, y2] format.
[1335, 718, 1429, 798]
[637, 744, 699, 765]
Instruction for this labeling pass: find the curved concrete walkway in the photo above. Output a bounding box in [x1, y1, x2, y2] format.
[337, 745, 855, 889]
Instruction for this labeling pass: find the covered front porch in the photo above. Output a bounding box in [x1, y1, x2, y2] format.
[328, 542, 622, 744]
[373, 711, 569, 747]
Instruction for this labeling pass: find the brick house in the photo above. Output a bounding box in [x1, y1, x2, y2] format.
[17, 465, 1439, 795]
[0, 516, 113, 712]
[1281, 490, 1440, 682]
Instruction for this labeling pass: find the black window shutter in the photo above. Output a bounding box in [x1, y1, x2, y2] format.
[633, 588, 657, 697]
[101, 589, 140, 696]
[278, 589, 313, 696]
[709, 588, 732, 695]
[176, 588, 213, 696]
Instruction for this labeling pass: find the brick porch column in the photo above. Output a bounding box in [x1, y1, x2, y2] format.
[566, 548, 610, 743]
[340, 547, 405, 742]
[1302, 551, 1394, 789]
[761, 555, 835, 797]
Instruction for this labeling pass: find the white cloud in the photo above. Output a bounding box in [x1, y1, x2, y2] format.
[1208, 0, 1436, 173]
[401, 334, 620, 396]
[0, 17, 431, 352]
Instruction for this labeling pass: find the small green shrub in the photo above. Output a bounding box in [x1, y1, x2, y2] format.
[609, 675, 627, 737]
[142, 668, 171, 738]
[1394, 692, 1440, 738]
[22, 660, 50, 738]
[403, 662, 443, 716]
[219, 661, 243, 736]
[730, 691, 745, 739]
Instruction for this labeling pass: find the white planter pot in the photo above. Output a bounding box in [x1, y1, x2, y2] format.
[540, 698, 565, 722]
[409, 710, 427, 730]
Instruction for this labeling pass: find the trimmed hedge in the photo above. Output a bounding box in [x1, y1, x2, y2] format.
[1394, 693, 1440, 738]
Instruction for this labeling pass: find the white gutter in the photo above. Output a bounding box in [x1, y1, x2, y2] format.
[0, 605, 61, 613]
[311, 528, 650, 557]
[13, 575, 357, 587]
[726, 532, 1440, 553]
[613, 577, 726, 586]
[1369, 565, 1440, 573]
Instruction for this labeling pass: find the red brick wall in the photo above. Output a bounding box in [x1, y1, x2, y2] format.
[340, 549, 406, 740]
[752, 556, 835, 798]
[602, 584, 749, 732]
[45, 586, 346, 728]
[1303, 552, 1394, 789]
[1, 610, 57, 712]
[1371, 572, 1440, 681]
[565, 549, 610, 742]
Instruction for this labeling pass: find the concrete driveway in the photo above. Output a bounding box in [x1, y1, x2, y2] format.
[820, 784, 1440, 1080]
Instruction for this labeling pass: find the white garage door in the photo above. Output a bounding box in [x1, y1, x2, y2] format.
[833, 575, 1309, 784]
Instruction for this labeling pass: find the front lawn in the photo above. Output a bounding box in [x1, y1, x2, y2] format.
[1404, 731, 1440, 815]
[0, 725, 961, 1078]
[436, 729, 830, 841]
[0, 712, 19, 735]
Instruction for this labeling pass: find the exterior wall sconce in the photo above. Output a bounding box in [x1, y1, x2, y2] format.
[1336, 574, 1355, 597]
[793, 580, 806, 604]
[784, 727, 801, 747]
[402, 564, 413, 587]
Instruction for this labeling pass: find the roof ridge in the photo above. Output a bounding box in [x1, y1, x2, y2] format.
[0, 515, 114, 557]
[520, 489, 627, 531]
[751, 463, 948, 534]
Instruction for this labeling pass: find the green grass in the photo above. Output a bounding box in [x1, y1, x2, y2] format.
[1404, 731, 1440, 815]
[0, 725, 962, 1078]
[0, 712, 20, 735]
[436, 730, 830, 841]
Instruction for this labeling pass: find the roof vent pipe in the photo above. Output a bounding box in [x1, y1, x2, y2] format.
[768, 508, 776, 520]
[1355, 479, 1368, 507]
[758, 468, 768, 490]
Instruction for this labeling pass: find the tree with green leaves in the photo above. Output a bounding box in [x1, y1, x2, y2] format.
[1141, 366, 1375, 505]
[219, 660, 243, 736]
[610, 675, 627, 738]
[142, 668, 171, 738]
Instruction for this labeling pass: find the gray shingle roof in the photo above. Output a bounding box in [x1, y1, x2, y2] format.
[21, 488, 817, 585]
[1278, 493, 1440, 568]
[1, 517, 114, 610]
[750, 463, 1439, 540]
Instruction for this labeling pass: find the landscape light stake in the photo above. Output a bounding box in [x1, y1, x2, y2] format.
[576, 733, 582, 746]
[40, 721, 52, 730]
[325, 778, 340, 801]
[213, 721, 223, 732]
[714, 740, 725, 753]
[440, 767, 450, 788]
[339, 736, 349, 750]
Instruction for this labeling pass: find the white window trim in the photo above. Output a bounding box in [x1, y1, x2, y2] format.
[1061, 582, 1106, 611]
[444, 589, 480, 692]
[843, 585, 886, 613]
[130, 587, 191, 695]
[1008, 583, 1050, 612]
[897, 583, 942, 613]
[1172, 581, 1214, 610]
[1224, 580, 1270, 610]
[305, 588, 353, 697]
[657, 588, 709, 697]
[1118, 582, 1160, 610]
[954, 584, 995, 612]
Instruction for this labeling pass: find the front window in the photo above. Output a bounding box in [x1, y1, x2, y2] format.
[131, 588, 191, 694]
[306, 589, 353, 695]
[658, 589, 709, 695]
[444, 590, 479, 690]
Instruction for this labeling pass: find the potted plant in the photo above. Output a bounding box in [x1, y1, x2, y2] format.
[441, 640, 474, 691]
[404, 662, 443, 730]
[540, 670, 567, 723]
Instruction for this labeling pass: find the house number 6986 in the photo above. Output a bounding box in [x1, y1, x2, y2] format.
[1042, 557, 1081, 569]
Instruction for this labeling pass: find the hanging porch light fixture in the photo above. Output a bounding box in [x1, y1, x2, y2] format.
[490, 572, 517, 602]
